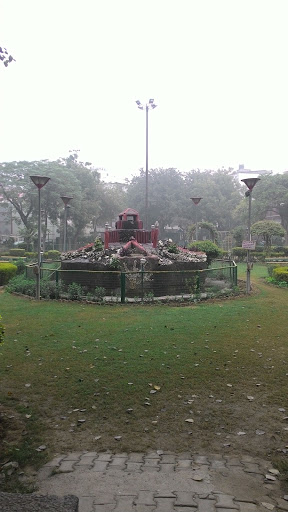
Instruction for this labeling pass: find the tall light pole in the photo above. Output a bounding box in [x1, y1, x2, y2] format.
[30, 175, 50, 300]
[60, 195, 73, 252]
[190, 197, 202, 241]
[136, 99, 157, 229]
[241, 178, 260, 294]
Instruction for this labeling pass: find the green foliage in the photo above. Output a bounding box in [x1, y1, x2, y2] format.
[167, 243, 179, 254]
[251, 220, 285, 248]
[108, 257, 121, 270]
[14, 259, 26, 275]
[188, 240, 222, 265]
[89, 286, 106, 302]
[9, 248, 25, 257]
[5, 275, 36, 296]
[272, 266, 288, 283]
[198, 221, 218, 242]
[0, 314, 4, 344]
[67, 282, 83, 300]
[24, 252, 37, 260]
[40, 280, 62, 299]
[46, 250, 60, 260]
[0, 262, 17, 285]
[94, 237, 103, 251]
[231, 226, 245, 246]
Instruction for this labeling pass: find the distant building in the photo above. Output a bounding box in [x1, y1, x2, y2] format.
[234, 164, 270, 183]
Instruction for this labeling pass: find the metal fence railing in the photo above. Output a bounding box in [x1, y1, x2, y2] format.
[25, 260, 237, 303]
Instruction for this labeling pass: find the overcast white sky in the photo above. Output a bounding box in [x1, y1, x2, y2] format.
[1, 0, 288, 182]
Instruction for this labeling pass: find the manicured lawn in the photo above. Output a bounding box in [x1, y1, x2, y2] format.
[0, 264, 287, 483]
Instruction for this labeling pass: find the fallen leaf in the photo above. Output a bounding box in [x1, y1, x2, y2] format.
[185, 419, 194, 423]
[192, 475, 203, 481]
[237, 431, 246, 436]
[114, 436, 122, 441]
[154, 385, 161, 391]
[247, 396, 254, 401]
[94, 436, 101, 441]
[256, 429, 265, 435]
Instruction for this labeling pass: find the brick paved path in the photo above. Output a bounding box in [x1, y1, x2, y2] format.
[37, 451, 288, 512]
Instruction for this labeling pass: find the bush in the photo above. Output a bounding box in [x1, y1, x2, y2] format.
[40, 279, 62, 299]
[24, 252, 37, 260]
[9, 249, 25, 257]
[6, 275, 36, 296]
[272, 267, 288, 283]
[67, 282, 83, 300]
[47, 250, 60, 260]
[14, 259, 26, 275]
[0, 262, 17, 285]
[0, 314, 4, 345]
[188, 240, 222, 266]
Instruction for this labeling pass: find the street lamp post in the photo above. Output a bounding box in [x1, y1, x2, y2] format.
[136, 99, 157, 229]
[60, 196, 73, 252]
[30, 175, 50, 300]
[241, 178, 260, 294]
[190, 197, 202, 241]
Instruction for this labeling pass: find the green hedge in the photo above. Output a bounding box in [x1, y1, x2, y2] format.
[0, 262, 17, 285]
[9, 248, 26, 257]
[24, 252, 37, 259]
[45, 250, 60, 260]
[272, 266, 288, 283]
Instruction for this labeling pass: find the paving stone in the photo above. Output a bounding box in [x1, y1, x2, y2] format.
[94, 505, 115, 512]
[76, 456, 95, 466]
[237, 503, 258, 512]
[215, 493, 239, 509]
[154, 498, 176, 511]
[57, 460, 76, 473]
[113, 495, 136, 511]
[63, 452, 83, 461]
[95, 453, 113, 462]
[161, 454, 177, 464]
[108, 457, 127, 469]
[143, 459, 160, 469]
[94, 493, 115, 504]
[134, 506, 156, 512]
[128, 452, 144, 462]
[136, 490, 155, 505]
[174, 491, 198, 507]
[82, 452, 98, 457]
[159, 463, 175, 473]
[91, 461, 109, 472]
[276, 498, 288, 511]
[211, 460, 227, 470]
[126, 462, 143, 472]
[155, 491, 176, 498]
[226, 458, 243, 467]
[0, 493, 78, 512]
[194, 456, 210, 465]
[197, 497, 217, 512]
[79, 496, 95, 512]
[176, 459, 192, 470]
[242, 463, 263, 474]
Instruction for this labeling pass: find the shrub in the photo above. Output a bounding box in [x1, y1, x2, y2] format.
[0, 262, 17, 285]
[24, 252, 37, 260]
[67, 282, 83, 300]
[0, 315, 4, 345]
[14, 259, 26, 275]
[272, 267, 288, 283]
[40, 280, 62, 299]
[9, 249, 26, 257]
[6, 275, 36, 296]
[43, 250, 61, 261]
[188, 240, 222, 266]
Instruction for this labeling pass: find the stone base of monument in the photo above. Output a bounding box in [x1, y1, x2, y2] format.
[0, 492, 78, 512]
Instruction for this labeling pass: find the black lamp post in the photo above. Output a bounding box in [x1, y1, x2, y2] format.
[30, 175, 50, 300]
[190, 197, 202, 241]
[60, 196, 73, 252]
[136, 99, 157, 229]
[241, 178, 260, 293]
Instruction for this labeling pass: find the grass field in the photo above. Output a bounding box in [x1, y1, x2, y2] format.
[0, 263, 288, 489]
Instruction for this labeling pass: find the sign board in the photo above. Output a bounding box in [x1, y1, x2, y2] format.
[242, 240, 256, 250]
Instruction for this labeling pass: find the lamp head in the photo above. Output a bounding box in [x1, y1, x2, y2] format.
[30, 175, 50, 189]
[241, 177, 260, 191]
[190, 197, 202, 205]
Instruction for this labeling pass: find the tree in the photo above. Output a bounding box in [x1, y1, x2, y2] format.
[252, 173, 288, 242]
[251, 220, 285, 250]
